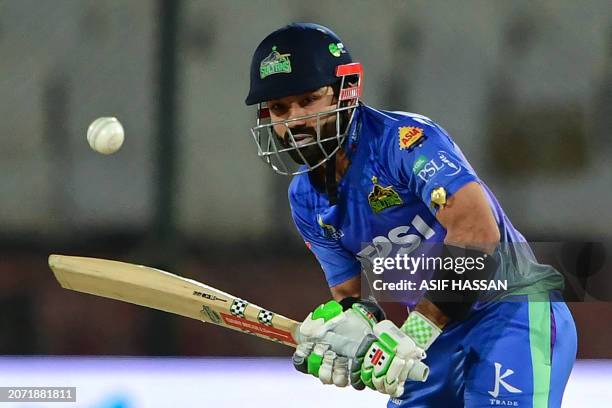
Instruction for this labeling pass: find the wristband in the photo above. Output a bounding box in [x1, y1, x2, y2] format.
[401, 311, 442, 350]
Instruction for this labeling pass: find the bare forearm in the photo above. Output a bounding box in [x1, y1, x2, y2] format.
[414, 298, 450, 329]
[438, 182, 500, 253]
[330, 275, 361, 301]
[444, 229, 499, 255]
[419, 182, 500, 325]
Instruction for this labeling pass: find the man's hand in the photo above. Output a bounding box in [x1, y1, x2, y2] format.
[350, 320, 428, 397]
[292, 300, 429, 397]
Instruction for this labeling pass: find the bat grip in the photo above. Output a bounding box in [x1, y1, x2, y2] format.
[407, 360, 429, 382]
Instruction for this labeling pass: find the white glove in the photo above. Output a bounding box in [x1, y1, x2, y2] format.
[293, 300, 430, 397]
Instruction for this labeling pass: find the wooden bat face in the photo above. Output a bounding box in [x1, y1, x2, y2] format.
[49, 255, 298, 347]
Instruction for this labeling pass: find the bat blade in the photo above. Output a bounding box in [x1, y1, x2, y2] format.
[48, 254, 298, 347]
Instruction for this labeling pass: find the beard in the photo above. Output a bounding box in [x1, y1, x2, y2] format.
[276, 111, 350, 167]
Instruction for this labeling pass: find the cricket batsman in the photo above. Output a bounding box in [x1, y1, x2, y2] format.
[244, 23, 577, 407]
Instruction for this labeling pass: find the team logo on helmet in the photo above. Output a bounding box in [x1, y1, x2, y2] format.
[398, 126, 425, 151]
[368, 176, 403, 214]
[259, 46, 292, 79]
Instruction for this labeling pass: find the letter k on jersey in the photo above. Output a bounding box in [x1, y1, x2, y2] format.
[488, 362, 522, 398]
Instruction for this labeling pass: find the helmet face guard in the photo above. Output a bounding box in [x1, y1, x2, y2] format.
[250, 63, 363, 176]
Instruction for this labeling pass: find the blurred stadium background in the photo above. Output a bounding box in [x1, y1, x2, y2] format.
[1, 0, 611, 406]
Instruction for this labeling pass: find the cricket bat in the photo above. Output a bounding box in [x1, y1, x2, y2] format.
[48, 254, 300, 347]
[48, 254, 429, 382]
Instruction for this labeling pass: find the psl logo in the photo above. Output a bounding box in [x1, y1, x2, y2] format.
[437, 151, 461, 176]
[488, 362, 522, 398]
[415, 151, 462, 182]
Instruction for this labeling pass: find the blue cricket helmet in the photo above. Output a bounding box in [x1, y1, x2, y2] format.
[246, 23, 363, 178]
[245, 23, 354, 105]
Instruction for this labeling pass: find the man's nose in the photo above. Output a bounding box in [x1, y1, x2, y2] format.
[287, 104, 308, 128]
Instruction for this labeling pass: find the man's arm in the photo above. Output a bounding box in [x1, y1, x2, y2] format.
[436, 181, 500, 254]
[330, 275, 361, 301]
[330, 182, 500, 325]
[415, 181, 501, 329]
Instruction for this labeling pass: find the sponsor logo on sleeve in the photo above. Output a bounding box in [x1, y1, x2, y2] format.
[399, 126, 425, 151]
[437, 151, 461, 176]
[416, 151, 463, 182]
[412, 155, 428, 174]
[430, 187, 447, 210]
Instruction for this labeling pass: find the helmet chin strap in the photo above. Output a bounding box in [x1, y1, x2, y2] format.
[325, 153, 338, 205]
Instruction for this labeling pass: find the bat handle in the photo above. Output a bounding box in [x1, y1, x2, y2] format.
[407, 360, 429, 382]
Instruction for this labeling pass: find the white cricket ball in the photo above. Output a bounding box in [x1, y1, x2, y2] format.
[87, 117, 125, 154]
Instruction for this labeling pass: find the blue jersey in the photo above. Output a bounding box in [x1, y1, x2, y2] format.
[289, 104, 563, 297]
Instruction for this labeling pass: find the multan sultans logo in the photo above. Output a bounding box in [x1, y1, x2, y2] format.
[368, 176, 403, 214]
[317, 214, 344, 240]
[399, 126, 426, 151]
[260, 46, 292, 79]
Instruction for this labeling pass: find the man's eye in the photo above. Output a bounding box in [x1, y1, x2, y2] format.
[303, 96, 317, 105]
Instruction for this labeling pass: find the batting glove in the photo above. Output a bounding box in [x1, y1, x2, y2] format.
[293, 300, 429, 397]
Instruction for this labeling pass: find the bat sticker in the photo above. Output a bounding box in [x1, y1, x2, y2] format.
[193, 291, 228, 302]
[201, 305, 222, 324]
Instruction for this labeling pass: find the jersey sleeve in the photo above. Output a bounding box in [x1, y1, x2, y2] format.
[289, 189, 361, 288]
[386, 115, 479, 214]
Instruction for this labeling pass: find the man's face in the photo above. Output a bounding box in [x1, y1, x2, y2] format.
[266, 86, 340, 166]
